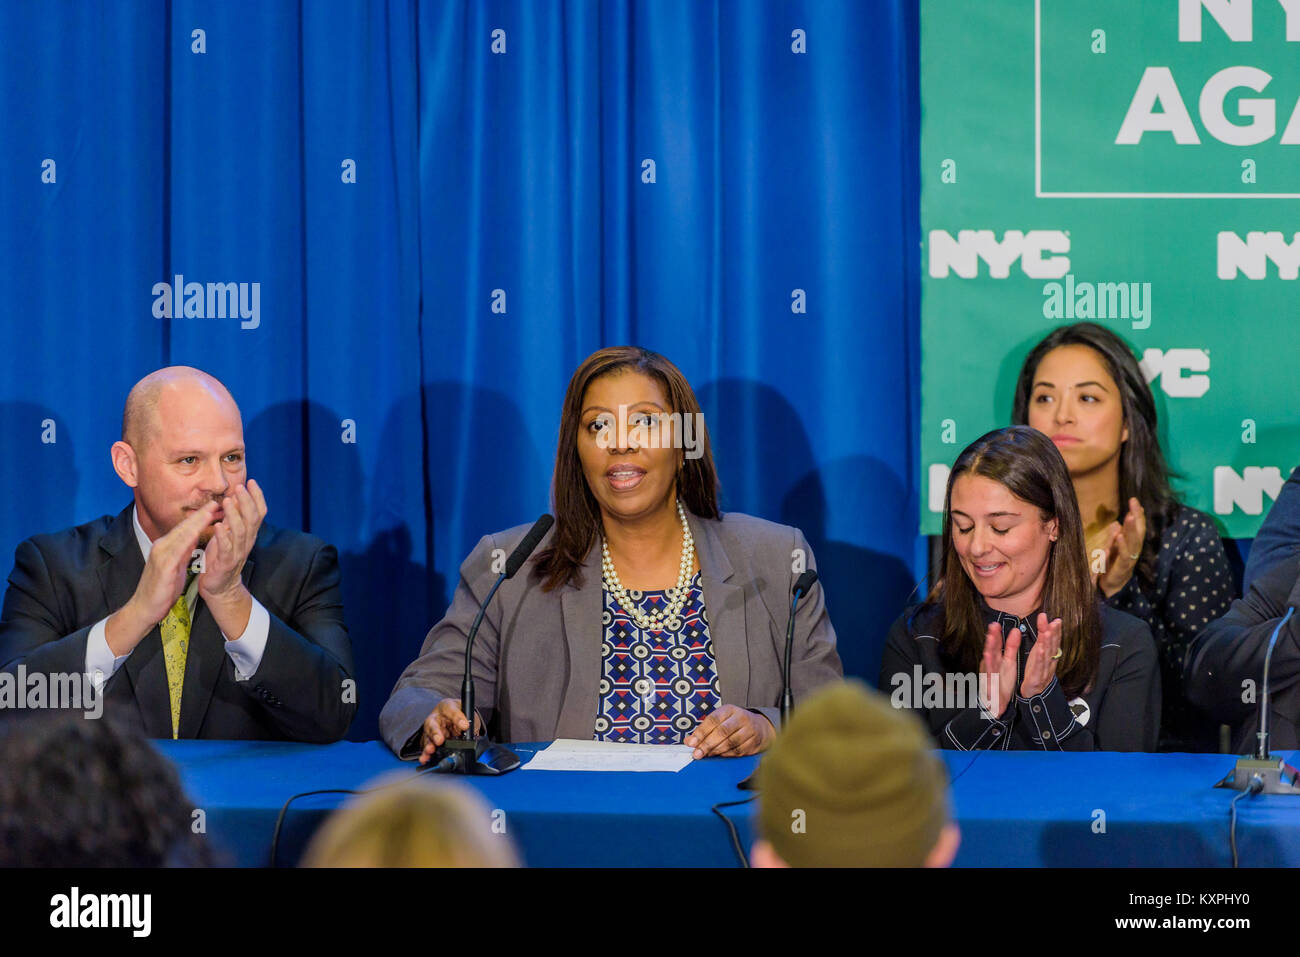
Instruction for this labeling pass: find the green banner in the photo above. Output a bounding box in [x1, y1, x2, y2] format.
[921, 0, 1300, 537]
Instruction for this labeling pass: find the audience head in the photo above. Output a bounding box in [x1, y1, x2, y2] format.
[0, 712, 211, 867]
[931, 426, 1100, 695]
[301, 774, 520, 868]
[753, 680, 958, 867]
[112, 366, 246, 545]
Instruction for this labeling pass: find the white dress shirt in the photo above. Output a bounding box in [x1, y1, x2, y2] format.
[84, 507, 270, 683]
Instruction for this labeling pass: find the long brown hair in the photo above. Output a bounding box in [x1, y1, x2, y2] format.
[532, 347, 721, 591]
[1012, 322, 1181, 590]
[923, 426, 1101, 697]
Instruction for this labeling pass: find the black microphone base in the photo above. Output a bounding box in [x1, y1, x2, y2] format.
[432, 736, 521, 776]
[1216, 756, 1300, 794]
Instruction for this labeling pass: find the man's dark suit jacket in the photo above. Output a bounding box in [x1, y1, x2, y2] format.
[0, 504, 355, 742]
[1186, 550, 1300, 753]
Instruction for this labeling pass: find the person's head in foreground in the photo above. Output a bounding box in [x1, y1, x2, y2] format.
[932, 424, 1100, 698]
[0, 712, 211, 866]
[301, 774, 520, 868]
[752, 679, 959, 867]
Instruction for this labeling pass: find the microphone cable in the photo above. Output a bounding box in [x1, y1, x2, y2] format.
[711, 794, 760, 868]
[946, 746, 985, 785]
[1228, 773, 1264, 868]
[268, 760, 450, 867]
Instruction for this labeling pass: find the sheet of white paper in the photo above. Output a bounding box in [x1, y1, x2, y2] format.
[522, 739, 695, 772]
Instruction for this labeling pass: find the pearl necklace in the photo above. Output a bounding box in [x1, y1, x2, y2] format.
[601, 500, 695, 631]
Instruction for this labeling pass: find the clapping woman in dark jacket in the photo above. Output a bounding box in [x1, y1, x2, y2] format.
[881, 427, 1160, 751]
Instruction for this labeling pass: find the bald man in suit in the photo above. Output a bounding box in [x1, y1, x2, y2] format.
[0, 367, 355, 741]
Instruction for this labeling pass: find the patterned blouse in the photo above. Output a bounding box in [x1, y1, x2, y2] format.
[1106, 505, 1235, 752]
[594, 571, 723, 744]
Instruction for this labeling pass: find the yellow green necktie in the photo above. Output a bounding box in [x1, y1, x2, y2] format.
[159, 589, 192, 739]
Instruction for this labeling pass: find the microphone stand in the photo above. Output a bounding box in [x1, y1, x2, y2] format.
[1217, 606, 1300, 794]
[432, 514, 554, 776]
[737, 571, 818, 791]
[434, 570, 521, 775]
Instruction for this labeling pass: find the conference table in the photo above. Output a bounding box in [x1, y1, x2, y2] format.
[156, 740, 1300, 867]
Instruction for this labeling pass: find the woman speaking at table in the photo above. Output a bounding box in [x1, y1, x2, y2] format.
[880, 426, 1160, 751]
[380, 347, 843, 762]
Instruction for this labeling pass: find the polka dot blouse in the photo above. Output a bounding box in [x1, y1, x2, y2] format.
[1106, 505, 1235, 751]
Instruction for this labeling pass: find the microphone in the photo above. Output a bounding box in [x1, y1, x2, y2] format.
[1217, 606, 1300, 795]
[434, 514, 554, 776]
[781, 570, 819, 725]
[503, 514, 554, 578]
[1256, 605, 1292, 761]
[738, 569, 819, 792]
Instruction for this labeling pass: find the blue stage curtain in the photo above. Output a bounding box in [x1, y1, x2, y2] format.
[0, 0, 921, 739]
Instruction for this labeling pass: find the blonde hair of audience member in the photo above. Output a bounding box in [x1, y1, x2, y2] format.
[302, 774, 519, 868]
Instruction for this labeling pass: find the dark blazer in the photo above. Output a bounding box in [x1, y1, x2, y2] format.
[0, 504, 355, 742]
[880, 599, 1160, 751]
[380, 511, 843, 758]
[1186, 551, 1300, 753]
[1244, 465, 1300, 592]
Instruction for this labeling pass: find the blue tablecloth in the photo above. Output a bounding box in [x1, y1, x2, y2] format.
[940, 748, 1300, 867]
[156, 740, 1300, 867]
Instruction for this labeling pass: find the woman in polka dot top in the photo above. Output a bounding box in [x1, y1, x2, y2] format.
[1013, 322, 1235, 752]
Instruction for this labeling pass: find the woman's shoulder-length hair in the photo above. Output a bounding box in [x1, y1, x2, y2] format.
[923, 425, 1101, 698]
[532, 346, 721, 592]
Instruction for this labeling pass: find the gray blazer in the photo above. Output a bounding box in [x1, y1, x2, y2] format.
[380, 511, 843, 758]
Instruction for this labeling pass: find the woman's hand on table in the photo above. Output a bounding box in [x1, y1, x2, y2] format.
[417, 698, 482, 766]
[684, 704, 775, 758]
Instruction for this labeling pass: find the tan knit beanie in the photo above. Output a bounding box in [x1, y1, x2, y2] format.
[757, 679, 951, 867]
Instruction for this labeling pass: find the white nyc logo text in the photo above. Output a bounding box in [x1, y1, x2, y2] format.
[1214, 466, 1286, 514]
[1139, 348, 1210, 398]
[928, 230, 1070, 279]
[1218, 232, 1300, 279]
